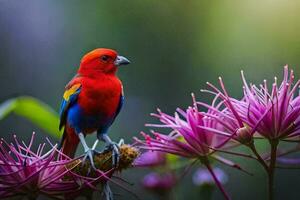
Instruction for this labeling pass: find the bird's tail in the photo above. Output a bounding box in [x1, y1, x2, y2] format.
[59, 127, 79, 158]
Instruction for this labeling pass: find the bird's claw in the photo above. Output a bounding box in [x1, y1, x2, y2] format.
[118, 138, 124, 146]
[104, 142, 120, 168]
[82, 148, 98, 172]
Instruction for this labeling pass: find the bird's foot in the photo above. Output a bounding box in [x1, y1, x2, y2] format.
[82, 148, 98, 172]
[104, 141, 120, 168]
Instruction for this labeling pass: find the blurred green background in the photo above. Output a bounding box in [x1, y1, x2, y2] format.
[0, 0, 299, 199]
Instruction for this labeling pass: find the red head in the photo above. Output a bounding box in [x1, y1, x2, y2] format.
[78, 48, 130, 76]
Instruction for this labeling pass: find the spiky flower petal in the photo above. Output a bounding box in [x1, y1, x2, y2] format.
[238, 66, 300, 140]
[135, 100, 232, 158]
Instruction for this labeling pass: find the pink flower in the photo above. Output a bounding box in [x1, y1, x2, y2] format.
[201, 66, 300, 143]
[135, 99, 232, 158]
[237, 66, 300, 140]
[0, 133, 138, 199]
[134, 96, 248, 200]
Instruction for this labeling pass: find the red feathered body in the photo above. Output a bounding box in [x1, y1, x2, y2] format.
[59, 49, 126, 157]
[71, 74, 122, 121]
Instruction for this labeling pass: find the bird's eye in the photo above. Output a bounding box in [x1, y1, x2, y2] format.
[101, 55, 109, 62]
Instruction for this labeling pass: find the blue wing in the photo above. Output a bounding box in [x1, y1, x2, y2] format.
[59, 83, 81, 131]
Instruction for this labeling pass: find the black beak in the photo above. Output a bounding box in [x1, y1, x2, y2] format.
[114, 55, 130, 66]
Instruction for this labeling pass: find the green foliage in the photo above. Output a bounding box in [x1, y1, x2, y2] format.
[0, 96, 61, 138]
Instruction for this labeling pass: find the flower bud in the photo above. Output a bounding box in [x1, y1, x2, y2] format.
[236, 126, 252, 144]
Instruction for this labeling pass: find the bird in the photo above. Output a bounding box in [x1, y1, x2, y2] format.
[58, 48, 130, 169]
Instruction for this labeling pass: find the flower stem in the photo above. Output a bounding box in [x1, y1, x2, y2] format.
[202, 158, 230, 200]
[248, 142, 269, 172]
[249, 140, 279, 200]
[268, 140, 278, 200]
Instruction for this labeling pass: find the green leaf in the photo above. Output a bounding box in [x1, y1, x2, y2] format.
[0, 96, 61, 138]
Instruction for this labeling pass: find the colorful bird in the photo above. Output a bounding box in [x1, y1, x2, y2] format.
[59, 48, 130, 169]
